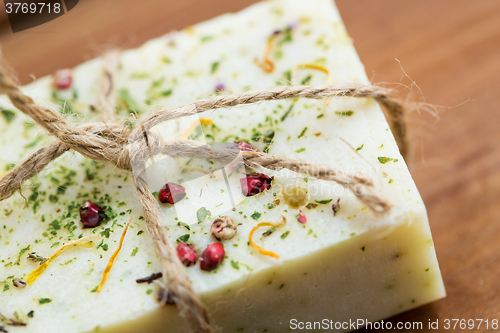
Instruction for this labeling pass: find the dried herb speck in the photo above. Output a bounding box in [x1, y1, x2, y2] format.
[136, 272, 163, 284]
[332, 198, 341, 216]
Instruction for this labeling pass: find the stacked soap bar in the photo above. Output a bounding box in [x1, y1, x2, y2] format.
[0, 0, 445, 332]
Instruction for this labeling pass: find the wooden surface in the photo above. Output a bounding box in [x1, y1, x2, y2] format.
[1, 0, 500, 331]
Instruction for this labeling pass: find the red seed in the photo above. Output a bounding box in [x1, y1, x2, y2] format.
[159, 182, 186, 204]
[240, 173, 272, 196]
[80, 201, 104, 228]
[234, 140, 258, 152]
[53, 69, 73, 89]
[200, 243, 225, 271]
[297, 210, 307, 224]
[176, 243, 198, 267]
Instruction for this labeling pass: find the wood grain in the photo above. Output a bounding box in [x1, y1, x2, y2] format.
[1, 0, 500, 331]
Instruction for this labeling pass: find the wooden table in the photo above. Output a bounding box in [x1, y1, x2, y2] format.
[1, 0, 499, 331]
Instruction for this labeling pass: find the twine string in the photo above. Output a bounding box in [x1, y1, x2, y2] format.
[0, 56, 410, 332]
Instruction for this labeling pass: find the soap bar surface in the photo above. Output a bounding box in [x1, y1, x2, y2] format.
[0, 0, 445, 332]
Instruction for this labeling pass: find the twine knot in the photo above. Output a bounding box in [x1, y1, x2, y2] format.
[0, 52, 411, 332]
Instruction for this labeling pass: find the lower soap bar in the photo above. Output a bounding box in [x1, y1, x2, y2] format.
[102, 214, 444, 333]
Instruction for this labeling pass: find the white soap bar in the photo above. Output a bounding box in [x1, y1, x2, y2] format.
[0, 0, 445, 332]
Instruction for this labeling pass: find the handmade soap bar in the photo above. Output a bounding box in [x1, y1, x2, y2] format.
[0, 0, 445, 332]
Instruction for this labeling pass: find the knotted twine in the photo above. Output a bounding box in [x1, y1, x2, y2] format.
[0, 53, 411, 333]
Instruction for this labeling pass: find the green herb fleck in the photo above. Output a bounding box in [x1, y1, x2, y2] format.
[177, 222, 190, 231]
[315, 199, 333, 204]
[280, 230, 290, 239]
[24, 136, 43, 148]
[231, 260, 239, 270]
[267, 203, 276, 209]
[137, 230, 144, 236]
[378, 157, 398, 164]
[119, 89, 141, 115]
[51, 220, 61, 230]
[176, 234, 190, 243]
[211, 61, 220, 74]
[196, 207, 211, 223]
[251, 211, 261, 220]
[3, 284, 9, 292]
[131, 247, 139, 256]
[100, 229, 111, 238]
[317, 113, 324, 119]
[281, 104, 294, 122]
[388, 178, 393, 184]
[305, 202, 318, 210]
[161, 90, 172, 97]
[295, 148, 306, 153]
[301, 75, 312, 85]
[262, 227, 276, 237]
[39, 298, 52, 304]
[298, 127, 307, 138]
[15, 245, 30, 265]
[1, 109, 15, 123]
[91, 286, 98, 292]
[356, 144, 364, 151]
[335, 110, 354, 116]
[146, 289, 153, 295]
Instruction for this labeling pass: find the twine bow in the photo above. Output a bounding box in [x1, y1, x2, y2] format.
[0, 52, 409, 333]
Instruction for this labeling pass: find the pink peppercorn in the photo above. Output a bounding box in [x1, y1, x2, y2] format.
[234, 139, 258, 152]
[215, 82, 225, 91]
[211, 216, 237, 241]
[176, 243, 198, 267]
[80, 201, 104, 228]
[158, 182, 186, 204]
[200, 243, 225, 271]
[240, 173, 272, 197]
[53, 69, 73, 89]
[297, 210, 307, 224]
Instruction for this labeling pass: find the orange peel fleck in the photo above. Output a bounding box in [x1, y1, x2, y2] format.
[181, 118, 214, 139]
[177, 118, 217, 176]
[255, 37, 277, 73]
[292, 63, 333, 105]
[97, 217, 133, 293]
[249, 215, 287, 259]
[26, 234, 100, 285]
[292, 63, 333, 85]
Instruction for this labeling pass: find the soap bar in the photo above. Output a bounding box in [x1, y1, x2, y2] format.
[0, 0, 445, 332]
